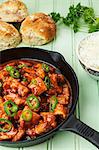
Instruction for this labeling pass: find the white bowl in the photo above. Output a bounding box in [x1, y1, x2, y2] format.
[76, 32, 99, 80]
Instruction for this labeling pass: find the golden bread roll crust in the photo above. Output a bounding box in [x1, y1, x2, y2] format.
[0, 0, 29, 22]
[20, 13, 56, 45]
[0, 21, 21, 50]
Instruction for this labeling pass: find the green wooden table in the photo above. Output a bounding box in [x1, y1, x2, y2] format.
[0, 0, 99, 150]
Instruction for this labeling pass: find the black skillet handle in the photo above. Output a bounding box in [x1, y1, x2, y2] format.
[60, 114, 99, 148]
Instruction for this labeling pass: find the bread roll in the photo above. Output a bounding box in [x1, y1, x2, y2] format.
[20, 13, 56, 46]
[0, 0, 28, 22]
[0, 21, 21, 50]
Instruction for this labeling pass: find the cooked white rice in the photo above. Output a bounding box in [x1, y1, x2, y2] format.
[78, 32, 99, 71]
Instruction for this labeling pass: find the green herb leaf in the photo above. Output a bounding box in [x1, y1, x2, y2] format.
[31, 79, 37, 85]
[83, 7, 95, 24]
[22, 78, 27, 82]
[49, 12, 61, 23]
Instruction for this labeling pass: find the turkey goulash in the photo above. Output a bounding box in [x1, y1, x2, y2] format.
[0, 60, 71, 141]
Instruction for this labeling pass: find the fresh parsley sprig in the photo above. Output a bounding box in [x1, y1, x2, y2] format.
[49, 3, 99, 33]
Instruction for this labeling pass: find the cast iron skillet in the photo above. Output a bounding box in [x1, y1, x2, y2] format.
[0, 47, 99, 148]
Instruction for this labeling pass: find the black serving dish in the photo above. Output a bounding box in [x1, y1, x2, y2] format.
[0, 47, 99, 148]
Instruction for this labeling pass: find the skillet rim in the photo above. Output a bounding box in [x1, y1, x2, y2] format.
[0, 47, 79, 145]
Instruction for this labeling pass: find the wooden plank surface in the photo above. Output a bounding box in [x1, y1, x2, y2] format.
[0, 0, 99, 150]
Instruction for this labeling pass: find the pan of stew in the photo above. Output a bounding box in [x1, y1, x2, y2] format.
[0, 47, 99, 148]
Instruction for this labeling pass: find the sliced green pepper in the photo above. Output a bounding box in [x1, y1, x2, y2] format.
[0, 118, 12, 132]
[18, 64, 26, 69]
[22, 110, 33, 122]
[6, 66, 20, 78]
[4, 100, 18, 117]
[10, 69, 20, 78]
[42, 63, 49, 72]
[44, 76, 50, 89]
[50, 95, 58, 112]
[6, 66, 13, 72]
[26, 95, 40, 110]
